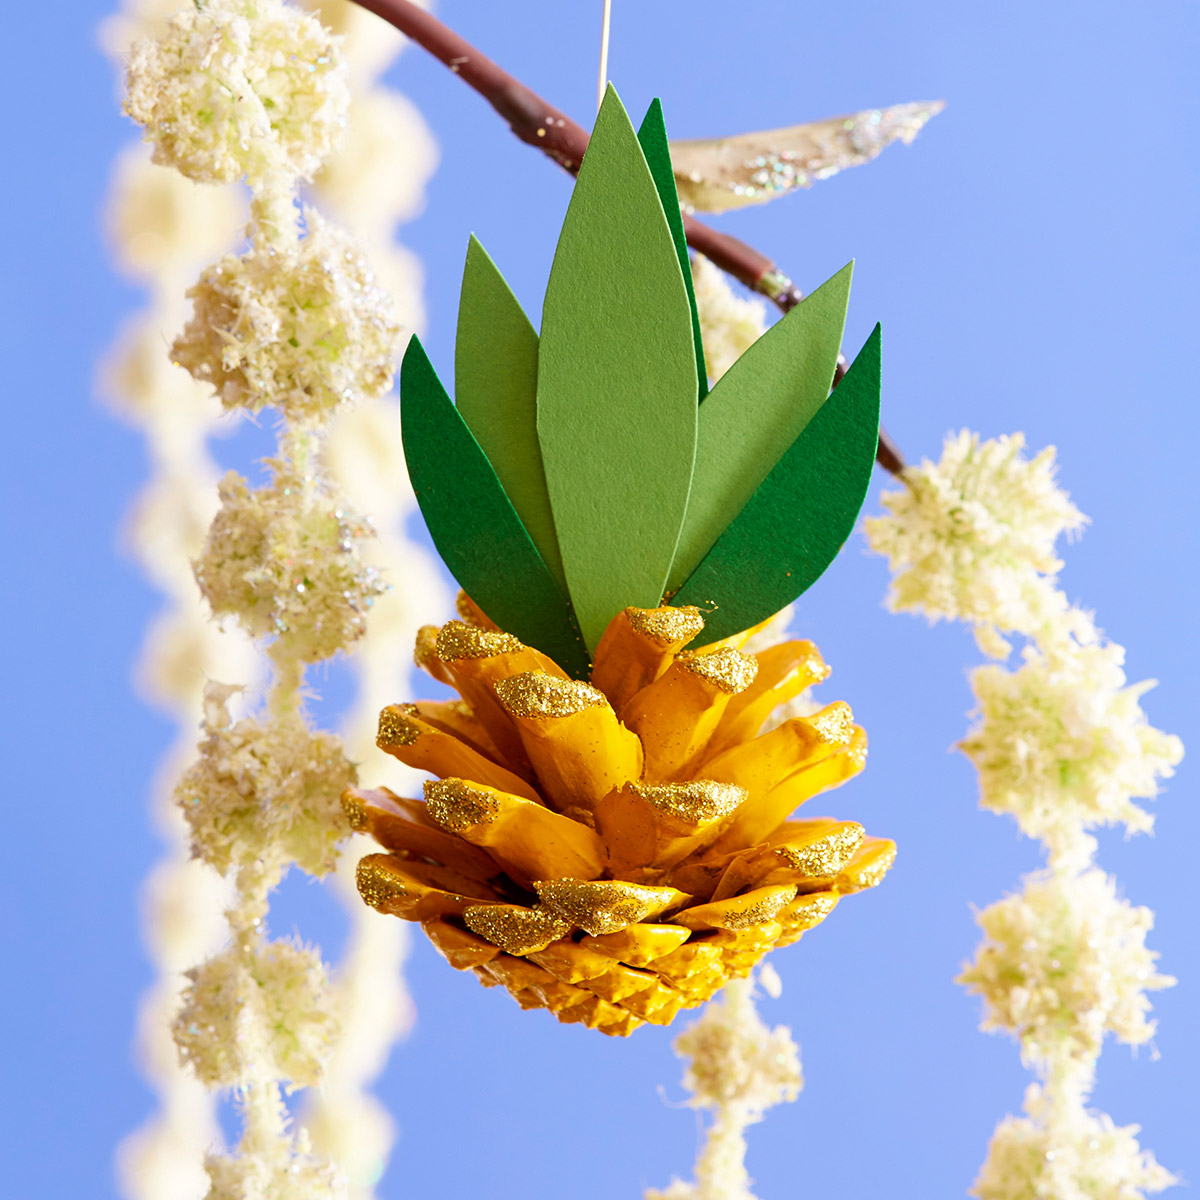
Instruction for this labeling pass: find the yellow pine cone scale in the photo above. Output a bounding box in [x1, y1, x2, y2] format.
[346, 603, 894, 1035]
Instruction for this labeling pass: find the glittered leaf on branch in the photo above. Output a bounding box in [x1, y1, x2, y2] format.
[454, 235, 565, 589]
[668, 263, 852, 594]
[537, 85, 699, 650]
[674, 325, 882, 641]
[400, 335, 588, 677]
[671, 100, 945, 213]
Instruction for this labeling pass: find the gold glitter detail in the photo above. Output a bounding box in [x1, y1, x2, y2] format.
[463, 904, 571, 955]
[777, 822, 864, 878]
[377, 706, 421, 748]
[783, 892, 838, 931]
[447, 699, 476, 718]
[631, 780, 745, 823]
[625, 605, 705, 646]
[413, 625, 441, 670]
[424, 778, 500, 832]
[341, 790, 368, 832]
[718, 886, 798, 930]
[811, 702, 854, 744]
[493, 672, 606, 719]
[535, 879, 680, 936]
[843, 842, 897, 890]
[678, 647, 758, 694]
[355, 857, 413, 910]
[435, 620, 522, 662]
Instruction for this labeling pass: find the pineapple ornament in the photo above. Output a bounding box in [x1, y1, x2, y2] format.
[344, 88, 894, 1035]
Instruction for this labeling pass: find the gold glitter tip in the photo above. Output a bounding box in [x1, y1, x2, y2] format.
[625, 605, 706, 647]
[630, 780, 746, 824]
[810, 702, 855, 744]
[356, 856, 413, 910]
[463, 904, 571, 955]
[377, 705, 421, 748]
[679, 647, 759, 694]
[424, 778, 501, 832]
[839, 839, 897, 891]
[535, 879, 686, 936]
[777, 822, 864, 878]
[493, 672, 607, 719]
[435, 620, 523, 662]
[679, 884, 799, 931]
[341, 790, 369, 832]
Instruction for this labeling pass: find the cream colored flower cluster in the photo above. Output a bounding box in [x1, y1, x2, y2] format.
[177, 683, 354, 882]
[196, 466, 384, 664]
[124, 0, 347, 190]
[959, 870, 1172, 1068]
[973, 1084, 1175, 1200]
[866, 431, 1086, 657]
[963, 641, 1183, 867]
[867, 431, 1179, 1198]
[113, 2, 435, 1197]
[647, 971, 802, 1200]
[176, 938, 339, 1088]
[173, 210, 401, 420]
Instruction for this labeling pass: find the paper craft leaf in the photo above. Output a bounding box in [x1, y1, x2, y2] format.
[673, 324, 882, 640]
[454, 235, 565, 590]
[667, 262, 852, 593]
[537, 85, 699, 650]
[671, 100, 945, 213]
[638, 98, 707, 401]
[401, 335, 589, 677]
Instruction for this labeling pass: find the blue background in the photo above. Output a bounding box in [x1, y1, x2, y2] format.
[4, 1, 1197, 1196]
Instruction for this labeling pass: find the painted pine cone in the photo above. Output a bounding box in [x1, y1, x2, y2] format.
[344, 602, 894, 1035]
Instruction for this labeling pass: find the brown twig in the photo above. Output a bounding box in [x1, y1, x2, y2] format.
[353, 0, 904, 475]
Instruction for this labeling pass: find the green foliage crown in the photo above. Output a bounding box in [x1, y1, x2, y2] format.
[402, 87, 881, 679]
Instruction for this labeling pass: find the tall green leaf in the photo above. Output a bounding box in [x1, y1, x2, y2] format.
[637, 98, 707, 400]
[667, 262, 853, 593]
[401, 335, 589, 677]
[537, 85, 698, 650]
[454, 235, 565, 590]
[673, 325, 882, 640]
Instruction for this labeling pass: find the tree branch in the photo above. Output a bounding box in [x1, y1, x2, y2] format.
[353, 0, 904, 475]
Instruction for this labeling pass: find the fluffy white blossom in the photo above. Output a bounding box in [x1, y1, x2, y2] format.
[958, 871, 1173, 1069]
[194, 466, 384, 662]
[313, 89, 438, 233]
[962, 640, 1182, 865]
[124, 0, 348, 188]
[973, 1084, 1175, 1200]
[175, 939, 340, 1089]
[865, 431, 1087, 656]
[647, 975, 802, 1200]
[107, 144, 244, 279]
[176, 683, 355, 876]
[172, 211, 402, 420]
[691, 254, 768, 381]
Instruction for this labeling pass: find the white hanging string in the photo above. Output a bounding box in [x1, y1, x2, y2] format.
[597, 0, 613, 111]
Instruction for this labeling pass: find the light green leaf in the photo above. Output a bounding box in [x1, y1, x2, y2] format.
[537, 85, 698, 649]
[454, 235, 565, 590]
[667, 262, 852, 593]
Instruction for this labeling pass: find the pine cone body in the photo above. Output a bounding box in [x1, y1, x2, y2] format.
[345, 605, 893, 1035]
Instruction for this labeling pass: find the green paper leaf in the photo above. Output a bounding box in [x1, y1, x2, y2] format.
[454, 235, 565, 590]
[672, 324, 882, 640]
[667, 262, 853, 593]
[401, 335, 590, 677]
[537, 85, 699, 650]
[637, 98, 707, 401]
